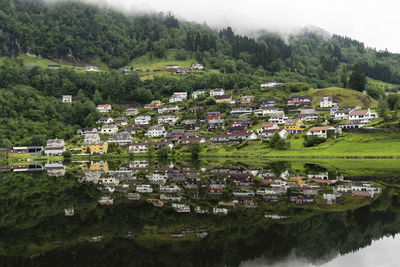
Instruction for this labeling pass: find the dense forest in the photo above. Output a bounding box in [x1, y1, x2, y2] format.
[1, 0, 400, 85]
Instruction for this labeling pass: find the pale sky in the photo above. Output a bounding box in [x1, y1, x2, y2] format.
[66, 0, 400, 53]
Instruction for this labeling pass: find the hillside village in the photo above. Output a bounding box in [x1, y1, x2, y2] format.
[1, 81, 381, 157]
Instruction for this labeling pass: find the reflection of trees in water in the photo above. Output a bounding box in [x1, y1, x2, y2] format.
[2, 162, 400, 266]
[3, 187, 400, 266]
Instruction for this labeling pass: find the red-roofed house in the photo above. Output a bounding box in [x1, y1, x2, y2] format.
[259, 122, 279, 131]
[97, 104, 112, 113]
[348, 108, 378, 125]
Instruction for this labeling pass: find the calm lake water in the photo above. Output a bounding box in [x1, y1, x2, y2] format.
[1, 159, 400, 267]
[241, 234, 400, 267]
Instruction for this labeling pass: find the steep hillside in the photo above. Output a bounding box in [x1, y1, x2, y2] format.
[1, 0, 400, 88]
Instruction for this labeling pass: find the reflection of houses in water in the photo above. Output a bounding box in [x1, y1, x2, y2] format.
[308, 172, 346, 184]
[45, 161, 66, 177]
[147, 172, 168, 185]
[12, 163, 43, 172]
[129, 160, 149, 170]
[78, 171, 101, 184]
[108, 168, 136, 182]
[81, 161, 109, 172]
[130, 160, 148, 169]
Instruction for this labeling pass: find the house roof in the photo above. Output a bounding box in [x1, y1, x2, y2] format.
[285, 118, 302, 125]
[214, 94, 232, 99]
[309, 126, 333, 131]
[182, 119, 198, 124]
[261, 123, 276, 128]
[349, 109, 369, 116]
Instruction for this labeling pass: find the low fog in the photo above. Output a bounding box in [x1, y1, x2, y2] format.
[47, 0, 400, 53]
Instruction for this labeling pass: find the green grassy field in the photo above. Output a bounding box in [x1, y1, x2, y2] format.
[127, 49, 195, 80]
[202, 133, 400, 158]
[367, 77, 399, 93]
[304, 87, 378, 108]
[0, 53, 109, 72]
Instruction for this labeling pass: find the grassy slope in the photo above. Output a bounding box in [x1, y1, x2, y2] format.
[268, 133, 400, 157]
[0, 53, 108, 72]
[304, 87, 378, 108]
[202, 133, 400, 158]
[367, 77, 399, 93]
[128, 49, 213, 80]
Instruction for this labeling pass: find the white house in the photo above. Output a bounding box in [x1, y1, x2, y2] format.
[254, 107, 282, 117]
[306, 126, 336, 139]
[259, 129, 288, 141]
[125, 108, 139, 116]
[100, 177, 119, 186]
[210, 88, 225, 98]
[136, 184, 153, 193]
[320, 96, 338, 108]
[259, 122, 279, 132]
[135, 116, 151, 125]
[100, 124, 118, 135]
[130, 160, 148, 169]
[261, 81, 283, 88]
[167, 65, 179, 69]
[191, 63, 204, 70]
[230, 107, 253, 116]
[108, 132, 133, 145]
[129, 142, 148, 153]
[97, 117, 114, 124]
[62, 95, 72, 103]
[146, 173, 168, 184]
[348, 109, 378, 125]
[169, 92, 187, 103]
[44, 139, 65, 156]
[300, 108, 319, 121]
[157, 115, 179, 124]
[85, 65, 99, 72]
[192, 89, 207, 99]
[268, 112, 288, 124]
[351, 182, 382, 197]
[158, 105, 180, 113]
[145, 125, 167, 138]
[97, 104, 112, 113]
[84, 133, 100, 143]
[332, 109, 350, 121]
[160, 185, 181, 193]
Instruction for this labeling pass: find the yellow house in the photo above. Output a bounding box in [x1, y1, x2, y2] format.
[144, 100, 162, 109]
[287, 176, 306, 187]
[215, 95, 232, 103]
[81, 161, 109, 172]
[82, 141, 108, 154]
[284, 118, 304, 133]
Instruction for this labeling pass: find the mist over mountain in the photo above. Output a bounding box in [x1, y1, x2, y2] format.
[43, 0, 400, 53]
[1, 0, 400, 88]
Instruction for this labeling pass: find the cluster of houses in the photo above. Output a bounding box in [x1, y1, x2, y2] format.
[5, 88, 381, 158]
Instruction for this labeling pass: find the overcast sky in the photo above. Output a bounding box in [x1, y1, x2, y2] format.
[77, 0, 400, 52]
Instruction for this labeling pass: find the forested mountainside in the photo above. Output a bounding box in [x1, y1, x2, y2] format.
[1, 0, 400, 86]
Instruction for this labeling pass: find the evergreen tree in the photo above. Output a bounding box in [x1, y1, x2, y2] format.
[378, 95, 389, 121]
[340, 66, 348, 88]
[348, 64, 366, 91]
[93, 90, 103, 105]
